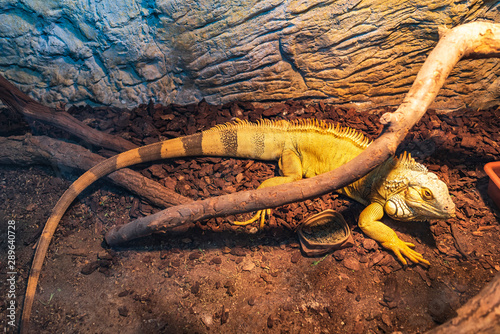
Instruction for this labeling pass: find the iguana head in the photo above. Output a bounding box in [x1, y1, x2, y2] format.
[381, 153, 455, 222]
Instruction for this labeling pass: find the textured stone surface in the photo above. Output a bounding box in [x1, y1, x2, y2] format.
[0, 1, 499, 110]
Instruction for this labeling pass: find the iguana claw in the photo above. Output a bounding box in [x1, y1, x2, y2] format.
[359, 202, 431, 266]
[233, 209, 272, 229]
[381, 239, 430, 266]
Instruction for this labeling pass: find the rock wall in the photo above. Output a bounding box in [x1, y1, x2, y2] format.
[0, 0, 499, 111]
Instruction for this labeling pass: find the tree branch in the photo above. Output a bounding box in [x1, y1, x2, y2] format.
[0, 135, 191, 208]
[425, 272, 500, 333]
[0, 75, 137, 153]
[105, 22, 500, 245]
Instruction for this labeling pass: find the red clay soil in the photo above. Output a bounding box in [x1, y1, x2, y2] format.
[0, 100, 499, 333]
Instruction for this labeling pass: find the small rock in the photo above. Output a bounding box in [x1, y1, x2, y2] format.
[211, 256, 222, 265]
[242, 260, 255, 271]
[382, 276, 399, 309]
[166, 268, 176, 277]
[461, 136, 478, 149]
[333, 249, 346, 261]
[148, 164, 167, 178]
[235, 173, 244, 183]
[98, 259, 112, 268]
[189, 251, 202, 261]
[267, 314, 275, 328]
[139, 203, 154, 214]
[230, 247, 247, 257]
[118, 306, 129, 317]
[464, 204, 475, 218]
[81, 261, 99, 275]
[201, 313, 213, 328]
[414, 266, 432, 287]
[428, 298, 457, 324]
[225, 281, 236, 296]
[381, 313, 392, 327]
[379, 254, 403, 271]
[343, 257, 361, 271]
[118, 290, 130, 297]
[248, 226, 259, 234]
[191, 281, 201, 295]
[362, 238, 378, 251]
[359, 255, 369, 263]
[248, 296, 256, 306]
[263, 103, 286, 117]
[260, 273, 273, 284]
[159, 250, 169, 259]
[368, 253, 385, 267]
[98, 266, 113, 277]
[290, 252, 301, 263]
[220, 306, 229, 324]
[170, 258, 181, 267]
[157, 260, 168, 271]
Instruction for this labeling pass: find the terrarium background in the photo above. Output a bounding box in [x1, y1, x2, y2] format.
[0, 0, 499, 110]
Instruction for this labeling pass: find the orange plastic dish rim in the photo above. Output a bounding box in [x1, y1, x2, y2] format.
[297, 209, 351, 248]
[484, 161, 500, 189]
[484, 161, 500, 208]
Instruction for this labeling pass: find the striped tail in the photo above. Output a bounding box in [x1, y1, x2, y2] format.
[20, 131, 219, 332]
[21, 120, 287, 332]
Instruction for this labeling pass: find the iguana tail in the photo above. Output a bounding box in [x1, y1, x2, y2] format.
[21, 121, 283, 332]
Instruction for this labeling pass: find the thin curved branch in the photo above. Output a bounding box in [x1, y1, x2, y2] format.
[0, 75, 137, 153]
[105, 22, 500, 245]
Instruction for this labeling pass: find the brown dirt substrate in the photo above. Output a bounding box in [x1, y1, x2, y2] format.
[0, 100, 499, 333]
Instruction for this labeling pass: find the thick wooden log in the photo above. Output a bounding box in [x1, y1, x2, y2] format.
[425, 272, 500, 334]
[0, 135, 191, 208]
[0, 75, 137, 153]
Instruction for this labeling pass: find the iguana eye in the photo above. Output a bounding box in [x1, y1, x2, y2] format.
[421, 188, 433, 200]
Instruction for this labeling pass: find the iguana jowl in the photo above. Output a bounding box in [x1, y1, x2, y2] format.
[21, 118, 455, 331]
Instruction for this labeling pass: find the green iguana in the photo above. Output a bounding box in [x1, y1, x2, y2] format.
[21, 118, 455, 331]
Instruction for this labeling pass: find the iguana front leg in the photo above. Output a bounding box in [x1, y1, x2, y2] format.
[358, 202, 430, 265]
[234, 149, 302, 229]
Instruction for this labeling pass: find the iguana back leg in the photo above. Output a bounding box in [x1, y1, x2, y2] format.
[234, 149, 303, 229]
[358, 202, 430, 265]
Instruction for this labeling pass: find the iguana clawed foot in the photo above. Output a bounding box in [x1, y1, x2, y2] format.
[380, 238, 430, 266]
[358, 202, 430, 266]
[233, 209, 272, 229]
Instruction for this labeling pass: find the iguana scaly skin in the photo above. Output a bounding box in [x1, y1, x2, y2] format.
[21, 119, 455, 331]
